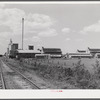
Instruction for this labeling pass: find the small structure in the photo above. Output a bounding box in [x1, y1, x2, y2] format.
[42, 47, 62, 58]
[11, 43, 18, 50]
[16, 50, 41, 59]
[9, 43, 19, 58]
[68, 53, 92, 59]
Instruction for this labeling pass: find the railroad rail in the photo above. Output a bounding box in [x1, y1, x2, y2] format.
[2, 60, 40, 89]
[0, 61, 6, 89]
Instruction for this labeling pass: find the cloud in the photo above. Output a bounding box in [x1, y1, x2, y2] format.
[38, 29, 57, 37]
[32, 36, 41, 42]
[0, 32, 12, 37]
[0, 8, 25, 36]
[26, 13, 53, 30]
[0, 25, 12, 33]
[65, 38, 70, 41]
[0, 8, 56, 38]
[80, 20, 100, 35]
[75, 39, 83, 42]
[25, 36, 41, 43]
[62, 28, 70, 34]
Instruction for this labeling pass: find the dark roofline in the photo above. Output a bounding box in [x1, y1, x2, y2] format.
[43, 48, 61, 50]
[77, 49, 86, 52]
[88, 47, 100, 51]
[42, 48, 62, 53]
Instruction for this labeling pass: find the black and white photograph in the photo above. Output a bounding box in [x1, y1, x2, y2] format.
[0, 1, 100, 90]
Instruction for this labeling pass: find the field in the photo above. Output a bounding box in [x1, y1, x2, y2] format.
[4, 57, 100, 89]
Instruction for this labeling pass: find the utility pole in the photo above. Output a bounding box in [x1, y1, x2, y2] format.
[22, 18, 24, 50]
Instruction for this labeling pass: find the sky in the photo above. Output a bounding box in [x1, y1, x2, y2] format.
[0, 2, 100, 54]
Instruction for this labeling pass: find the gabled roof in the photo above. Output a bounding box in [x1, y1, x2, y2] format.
[42, 48, 62, 53]
[88, 47, 100, 52]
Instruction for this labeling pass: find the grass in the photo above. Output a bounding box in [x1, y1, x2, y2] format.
[3, 57, 100, 89]
[19, 58, 100, 89]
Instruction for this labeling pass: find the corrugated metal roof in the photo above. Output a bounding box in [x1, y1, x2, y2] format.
[43, 48, 62, 53]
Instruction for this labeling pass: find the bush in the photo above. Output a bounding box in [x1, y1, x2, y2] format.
[15, 58, 100, 89]
[93, 60, 100, 75]
[72, 60, 92, 88]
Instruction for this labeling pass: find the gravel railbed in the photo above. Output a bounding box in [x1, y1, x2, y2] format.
[1, 61, 39, 89]
[0, 60, 6, 89]
[0, 69, 3, 89]
[5, 59, 57, 89]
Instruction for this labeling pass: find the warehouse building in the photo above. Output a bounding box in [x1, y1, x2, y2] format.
[64, 49, 92, 59]
[42, 47, 62, 58]
[88, 47, 100, 57]
[68, 53, 92, 59]
[16, 50, 41, 59]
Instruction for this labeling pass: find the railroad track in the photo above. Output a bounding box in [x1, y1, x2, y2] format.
[0, 61, 6, 89]
[2, 60, 40, 89]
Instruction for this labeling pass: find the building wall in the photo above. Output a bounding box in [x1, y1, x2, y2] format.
[9, 43, 18, 58]
[17, 53, 41, 59]
[11, 44, 18, 51]
[35, 54, 50, 59]
[69, 56, 92, 58]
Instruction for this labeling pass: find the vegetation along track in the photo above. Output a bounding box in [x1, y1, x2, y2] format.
[2, 60, 40, 89]
[0, 61, 6, 89]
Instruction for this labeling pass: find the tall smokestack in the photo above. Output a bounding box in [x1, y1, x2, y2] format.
[22, 18, 24, 50]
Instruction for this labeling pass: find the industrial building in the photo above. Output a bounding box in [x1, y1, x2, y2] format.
[7, 39, 41, 59]
[68, 53, 92, 59]
[64, 49, 92, 59]
[16, 50, 41, 59]
[9, 43, 19, 58]
[42, 47, 62, 58]
[88, 47, 100, 57]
